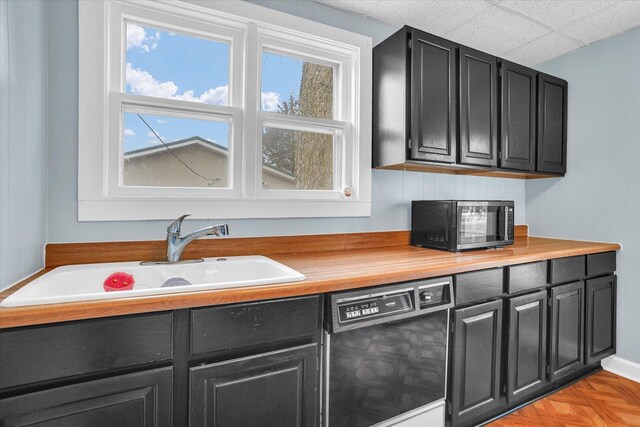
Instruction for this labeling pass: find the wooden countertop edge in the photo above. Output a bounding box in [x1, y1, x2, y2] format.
[0, 236, 620, 329]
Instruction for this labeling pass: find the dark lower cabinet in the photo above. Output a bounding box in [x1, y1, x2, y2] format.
[500, 60, 537, 171]
[410, 29, 457, 163]
[585, 275, 617, 364]
[549, 281, 585, 382]
[459, 46, 498, 167]
[0, 367, 173, 427]
[507, 290, 547, 402]
[537, 73, 567, 174]
[451, 299, 503, 426]
[189, 343, 318, 427]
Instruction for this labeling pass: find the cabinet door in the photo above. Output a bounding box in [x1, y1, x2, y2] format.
[189, 344, 318, 427]
[549, 281, 585, 382]
[451, 299, 503, 426]
[410, 29, 457, 163]
[500, 61, 537, 171]
[537, 73, 567, 174]
[0, 367, 172, 427]
[459, 46, 498, 167]
[507, 291, 547, 403]
[585, 275, 616, 364]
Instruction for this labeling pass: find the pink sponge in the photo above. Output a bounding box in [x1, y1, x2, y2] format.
[103, 272, 135, 292]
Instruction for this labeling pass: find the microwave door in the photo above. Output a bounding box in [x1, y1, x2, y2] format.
[457, 205, 502, 248]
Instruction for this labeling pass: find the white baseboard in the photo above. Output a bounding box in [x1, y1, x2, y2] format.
[601, 355, 640, 383]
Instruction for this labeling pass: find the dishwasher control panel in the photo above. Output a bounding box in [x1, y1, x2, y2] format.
[337, 291, 413, 324]
[325, 277, 454, 333]
[418, 282, 451, 309]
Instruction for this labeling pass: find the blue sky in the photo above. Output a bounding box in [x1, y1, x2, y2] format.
[123, 23, 305, 152]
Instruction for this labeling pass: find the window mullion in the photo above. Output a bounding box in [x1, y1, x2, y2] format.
[243, 22, 260, 198]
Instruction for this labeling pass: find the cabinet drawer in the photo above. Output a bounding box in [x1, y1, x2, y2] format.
[191, 296, 320, 356]
[0, 367, 173, 427]
[0, 312, 173, 389]
[549, 256, 586, 284]
[506, 261, 548, 294]
[587, 252, 616, 277]
[454, 268, 504, 305]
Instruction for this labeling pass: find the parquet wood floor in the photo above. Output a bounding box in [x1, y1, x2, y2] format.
[488, 371, 640, 426]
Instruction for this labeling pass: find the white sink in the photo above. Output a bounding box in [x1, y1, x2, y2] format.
[0, 256, 306, 307]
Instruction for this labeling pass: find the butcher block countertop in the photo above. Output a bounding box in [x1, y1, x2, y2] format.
[0, 226, 620, 329]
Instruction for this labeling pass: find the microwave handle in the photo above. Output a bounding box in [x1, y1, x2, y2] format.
[503, 206, 510, 240]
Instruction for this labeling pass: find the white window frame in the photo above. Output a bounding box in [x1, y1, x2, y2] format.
[78, 0, 372, 221]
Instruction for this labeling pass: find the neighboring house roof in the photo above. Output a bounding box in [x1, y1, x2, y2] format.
[124, 136, 294, 180]
[124, 136, 228, 158]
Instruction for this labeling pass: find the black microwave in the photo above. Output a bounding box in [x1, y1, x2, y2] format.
[411, 200, 514, 251]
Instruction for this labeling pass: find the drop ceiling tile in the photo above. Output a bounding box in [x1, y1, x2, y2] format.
[501, 32, 584, 66]
[314, 0, 376, 17]
[444, 5, 550, 55]
[365, 1, 491, 35]
[560, 1, 640, 44]
[498, 1, 610, 30]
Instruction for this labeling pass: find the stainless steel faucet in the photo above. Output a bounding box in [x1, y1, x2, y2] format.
[165, 214, 229, 262]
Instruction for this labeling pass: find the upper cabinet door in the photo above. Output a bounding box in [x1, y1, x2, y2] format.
[459, 46, 498, 167]
[410, 29, 457, 163]
[500, 61, 537, 171]
[537, 73, 568, 174]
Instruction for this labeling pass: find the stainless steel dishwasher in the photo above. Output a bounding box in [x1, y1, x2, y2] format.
[323, 277, 454, 427]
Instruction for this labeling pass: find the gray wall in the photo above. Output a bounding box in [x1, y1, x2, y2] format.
[527, 26, 640, 363]
[0, 0, 48, 290]
[45, 0, 525, 245]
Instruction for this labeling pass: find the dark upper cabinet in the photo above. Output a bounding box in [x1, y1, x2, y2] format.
[507, 290, 547, 403]
[0, 367, 173, 427]
[373, 26, 567, 179]
[372, 27, 457, 169]
[537, 73, 568, 174]
[585, 275, 617, 364]
[459, 46, 498, 167]
[189, 343, 318, 427]
[451, 299, 503, 426]
[500, 60, 537, 171]
[410, 29, 457, 163]
[549, 281, 585, 382]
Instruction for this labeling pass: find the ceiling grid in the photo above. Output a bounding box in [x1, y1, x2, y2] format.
[316, 0, 640, 65]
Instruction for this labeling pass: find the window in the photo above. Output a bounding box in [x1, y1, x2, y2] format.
[79, 0, 371, 221]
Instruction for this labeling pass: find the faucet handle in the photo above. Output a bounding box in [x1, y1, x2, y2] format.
[168, 213, 191, 235]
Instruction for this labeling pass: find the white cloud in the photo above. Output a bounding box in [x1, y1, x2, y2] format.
[199, 86, 228, 105]
[126, 63, 178, 98]
[125, 64, 281, 113]
[147, 131, 166, 141]
[123, 128, 135, 136]
[126, 24, 160, 52]
[157, 119, 166, 124]
[126, 63, 231, 106]
[261, 91, 281, 112]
